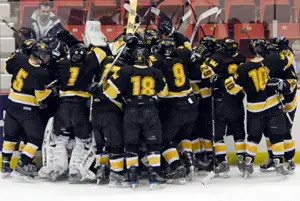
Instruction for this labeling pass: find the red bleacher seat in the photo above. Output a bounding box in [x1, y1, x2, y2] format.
[190, 0, 220, 24]
[259, 0, 292, 23]
[234, 24, 264, 42]
[158, 0, 184, 25]
[224, 0, 256, 23]
[64, 25, 85, 41]
[19, 0, 49, 27]
[186, 24, 228, 40]
[294, 0, 300, 22]
[101, 25, 124, 41]
[269, 23, 300, 39]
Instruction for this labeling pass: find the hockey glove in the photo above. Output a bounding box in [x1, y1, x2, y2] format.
[267, 78, 288, 92]
[124, 33, 139, 49]
[158, 19, 175, 37]
[210, 74, 223, 90]
[88, 82, 99, 96]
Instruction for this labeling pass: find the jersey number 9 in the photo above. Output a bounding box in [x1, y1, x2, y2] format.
[173, 63, 186, 87]
[13, 68, 28, 92]
[131, 76, 155, 96]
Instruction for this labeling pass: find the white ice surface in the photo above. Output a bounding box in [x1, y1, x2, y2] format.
[0, 166, 299, 201]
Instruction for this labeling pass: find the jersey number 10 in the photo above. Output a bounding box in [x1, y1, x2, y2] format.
[248, 67, 269, 92]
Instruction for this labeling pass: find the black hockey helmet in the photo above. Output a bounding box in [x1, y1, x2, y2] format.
[159, 37, 175, 57]
[144, 29, 161, 53]
[69, 43, 87, 63]
[31, 42, 52, 65]
[266, 43, 280, 56]
[199, 35, 217, 53]
[222, 37, 238, 55]
[270, 36, 289, 50]
[21, 39, 37, 56]
[131, 46, 149, 65]
[19, 27, 36, 40]
[249, 39, 267, 57]
[41, 38, 69, 60]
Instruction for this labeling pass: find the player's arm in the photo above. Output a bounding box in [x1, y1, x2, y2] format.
[5, 53, 24, 74]
[102, 67, 128, 100]
[200, 56, 220, 79]
[155, 69, 169, 98]
[34, 71, 53, 106]
[224, 64, 245, 95]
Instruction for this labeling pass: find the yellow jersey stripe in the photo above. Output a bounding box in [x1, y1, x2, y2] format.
[224, 76, 243, 95]
[284, 95, 297, 113]
[8, 89, 39, 106]
[157, 85, 168, 98]
[246, 94, 283, 113]
[59, 91, 91, 98]
[93, 47, 107, 64]
[103, 79, 121, 100]
[35, 89, 52, 102]
[200, 87, 212, 98]
[167, 88, 193, 98]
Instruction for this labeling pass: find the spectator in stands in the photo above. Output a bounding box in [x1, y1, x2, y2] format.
[292, 40, 300, 81]
[28, 2, 63, 40]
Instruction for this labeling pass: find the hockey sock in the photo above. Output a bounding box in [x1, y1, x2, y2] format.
[18, 141, 25, 152]
[125, 152, 139, 169]
[246, 141, 258, 161]
[204, 139, 213, 160]
[192, 138, 201, 155]
[215, 141, 227, 163]
[272, 142, 285, 163]
[2, 141, 16, 164]
[162, 148, 181, 170]
[147, 152, 161, 169]
[100, 151, 109, 165]
[178, 139, 192, 155]
[21, 143, 38, 165]
[110, 154, 124, 174]
[284, 139, 295, 161]
[235, 140, 246, 158]
[265, 137, 274, 159]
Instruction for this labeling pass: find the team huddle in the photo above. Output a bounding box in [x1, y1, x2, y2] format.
[0, 6, 297, 190]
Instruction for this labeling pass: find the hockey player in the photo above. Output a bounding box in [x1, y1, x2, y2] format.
[200, 38, 246, 175]
[46, 42, 96, 183]
[2, 42, 54, 178]
[88, 45, 132, 186]
[221, 39, 291, 177]
[189, 36, 218, 171]
[149, 19, 198, 181]
[103, 45, 168, 189]
[260, 38, 297, 173]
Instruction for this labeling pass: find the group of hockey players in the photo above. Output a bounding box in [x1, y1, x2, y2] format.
[0, 7, 297, 189]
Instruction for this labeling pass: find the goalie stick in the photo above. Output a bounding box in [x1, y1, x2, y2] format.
[240, 28, 293, 125]
[190, 7, 219, 45]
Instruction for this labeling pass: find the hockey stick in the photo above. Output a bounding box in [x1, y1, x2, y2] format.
[201, 88, 217, 185]
[190, 7, 219, 45]
[97, 0, 164, 87]
[212, 8, 223, 36]
[176, 0, 192, 31]
[0, 17, 24, 39]
[240, 28, 293, 125]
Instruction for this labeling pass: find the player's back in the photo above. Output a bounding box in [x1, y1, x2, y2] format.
[149, 53, 192, 98]
[6, 52, 50, 109]
[228, 59, 279, 113]
[56, 57, 91, 99]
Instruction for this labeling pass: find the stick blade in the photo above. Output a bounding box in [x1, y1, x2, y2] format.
[201, 171, 216, 185]
[240, 28, 247, 34]
[198, 7, 219, 22]
[182, 10, 192, 22]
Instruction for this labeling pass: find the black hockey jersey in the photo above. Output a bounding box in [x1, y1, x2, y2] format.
[224, 58, 282, 113]
[93, 55, 124, 112]
[264, 52, 297, 113]
[6, 52, 52, 109]
[148, 33, 193, 98]
[103, 65, 168, 105]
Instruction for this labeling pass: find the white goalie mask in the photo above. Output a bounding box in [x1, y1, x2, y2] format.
[83, 21, 107, 48]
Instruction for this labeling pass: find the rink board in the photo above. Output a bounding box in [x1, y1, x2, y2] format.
[0, 90, 299, 168]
